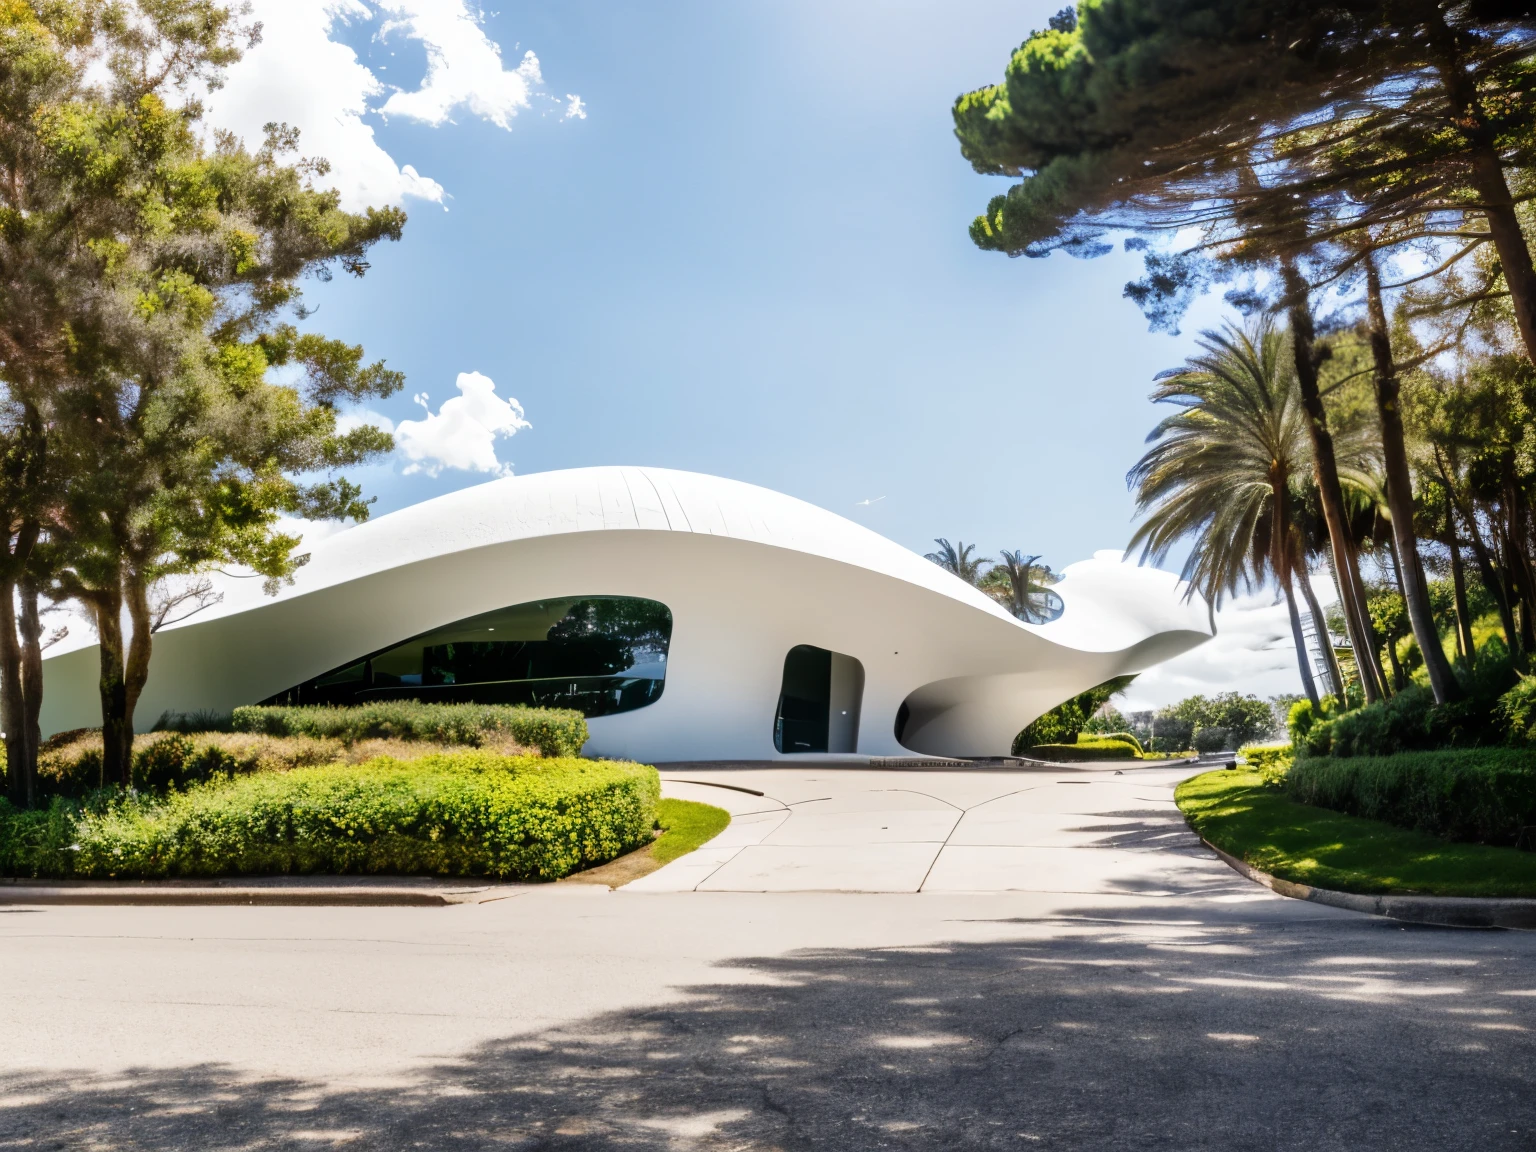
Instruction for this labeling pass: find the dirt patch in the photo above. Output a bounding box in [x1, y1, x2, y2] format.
[560, 842, 663, 888]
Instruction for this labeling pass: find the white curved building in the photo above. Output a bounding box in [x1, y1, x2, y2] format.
[39, 467, 1212, 760]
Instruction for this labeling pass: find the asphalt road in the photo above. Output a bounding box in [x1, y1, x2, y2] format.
[3, 766, 1535, 1150]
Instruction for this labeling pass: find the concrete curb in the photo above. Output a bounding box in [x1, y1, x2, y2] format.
[1202, 838, 1536, 929]
[0, 877, 529, 907]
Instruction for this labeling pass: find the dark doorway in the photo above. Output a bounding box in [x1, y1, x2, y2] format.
[774, 645, 863, 754]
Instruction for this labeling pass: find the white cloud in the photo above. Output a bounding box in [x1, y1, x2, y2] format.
[393, 371, 530, 477]
[1117, 573, 1340, 711]
[205, 1, 446, 210]
[204, 0, 583, 212]
[564, 94, 587, 120]
[335, 408, 395, 436]
[376, 4, 542, 129]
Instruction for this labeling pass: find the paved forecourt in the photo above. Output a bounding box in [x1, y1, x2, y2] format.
[640, 761, 1239, 897]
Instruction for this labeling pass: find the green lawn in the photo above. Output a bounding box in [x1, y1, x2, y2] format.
[652, 797, 731, 864]
[1176, 768, 1536, 898]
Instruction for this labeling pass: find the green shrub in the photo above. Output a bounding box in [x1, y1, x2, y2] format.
[1088, 730, 1144, 755]
[0, 753, 658, 881]
[230, 703, 588, 758]
[1287, 748, 1536, 847]
[1240, 743, 1293, 771]
[1297, 647, 1519, 758]
[1239, 743, 1293, 787]
[37, 730, 346, 799]
[1498, 675, 1536, 745]
[152, 709, 236, 734]
[1192, 727, 1231, 753]
[1024, 739, 1139, 761]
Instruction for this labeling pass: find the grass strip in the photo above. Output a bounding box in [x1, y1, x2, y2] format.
[1176, 768, 1536, 898]
[652, 797, 731, 864]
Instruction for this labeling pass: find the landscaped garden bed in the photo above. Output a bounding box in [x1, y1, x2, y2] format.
[1177, 766, 1536, 898]
[0, 703, 706, 884]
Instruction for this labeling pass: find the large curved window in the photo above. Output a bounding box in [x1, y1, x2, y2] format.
[263, 596, 672, 717]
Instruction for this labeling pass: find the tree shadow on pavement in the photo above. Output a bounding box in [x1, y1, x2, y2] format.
[6, 909, 1536, 1150]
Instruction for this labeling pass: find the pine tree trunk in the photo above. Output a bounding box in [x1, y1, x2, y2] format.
[18, 574, 44, 788]
[1385, 630, 1406, 691]
[1429, 20, 1536, 364]
[0, 519, 40, 807]
[1462, 504, 1519, 659]
[1447, 529, 1475, 668]
[1296, 559, 1346, 704]
[123, 571, 153, 740]
[1467, 146, 1536, 363]
[1283, 261, 1388, 703]
[0, 574, 26, 807]
[94, 588, 132, 788]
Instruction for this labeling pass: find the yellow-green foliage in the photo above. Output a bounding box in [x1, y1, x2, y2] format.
[231, 703, 588, 758]
[1, 753, 658, 881]
[1086, 730, 1145, 754]
[1240, 743, 1293, 786]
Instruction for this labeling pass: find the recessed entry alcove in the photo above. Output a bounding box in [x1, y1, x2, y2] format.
[773, 644, 865, 754]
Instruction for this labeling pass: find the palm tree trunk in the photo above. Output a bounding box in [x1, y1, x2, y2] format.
[1296, 556, 1346, 704]
[1282, 566, 1320, 707]
[1284, 261, 1387, 703]
[1271, 477, 1319, 707]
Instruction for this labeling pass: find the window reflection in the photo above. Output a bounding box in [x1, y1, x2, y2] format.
[263, 597, 672, 717]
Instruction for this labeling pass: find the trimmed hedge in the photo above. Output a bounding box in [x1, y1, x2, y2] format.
[230, 703, 588, 758]
[0, 752, 658, 881]
[1286, 748, 1536, 847]
[1024, 739, 1139, 762]
[1088, 730, 1145, 755]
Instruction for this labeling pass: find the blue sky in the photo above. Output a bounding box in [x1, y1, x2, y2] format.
[198, 0, 1297, 707]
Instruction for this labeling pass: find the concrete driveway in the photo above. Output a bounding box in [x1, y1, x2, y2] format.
[640, 762, 1239, 896]
[5, 763, 1536, 1150]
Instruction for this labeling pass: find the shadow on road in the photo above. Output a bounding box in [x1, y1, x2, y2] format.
[6, 907, 1536, 1150]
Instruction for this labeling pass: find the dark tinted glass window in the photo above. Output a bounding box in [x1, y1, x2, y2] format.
[263, 596, 672, 717]
[774, 645, 831, 754]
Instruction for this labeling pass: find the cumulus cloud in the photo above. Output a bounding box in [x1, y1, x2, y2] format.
[204, 1, 445, 210]
[393, 371, 530, 477]
[203, 0, 582, 211]
[375, 3, 542, 129]
[1117, 574, 1339, 711]
[564, 94, 587, 120]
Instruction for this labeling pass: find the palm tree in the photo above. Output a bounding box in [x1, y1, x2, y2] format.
[925, 539, 988, 586]
[985, 550, 1064, 623]
[1127, 319, 1334, 706]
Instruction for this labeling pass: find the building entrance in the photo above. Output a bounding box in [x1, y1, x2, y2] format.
[773, 644, 864, 753]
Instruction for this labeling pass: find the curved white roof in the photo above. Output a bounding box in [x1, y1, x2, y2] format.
[197, 466, 1018, 624]
[185, 466, 1206, 655]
